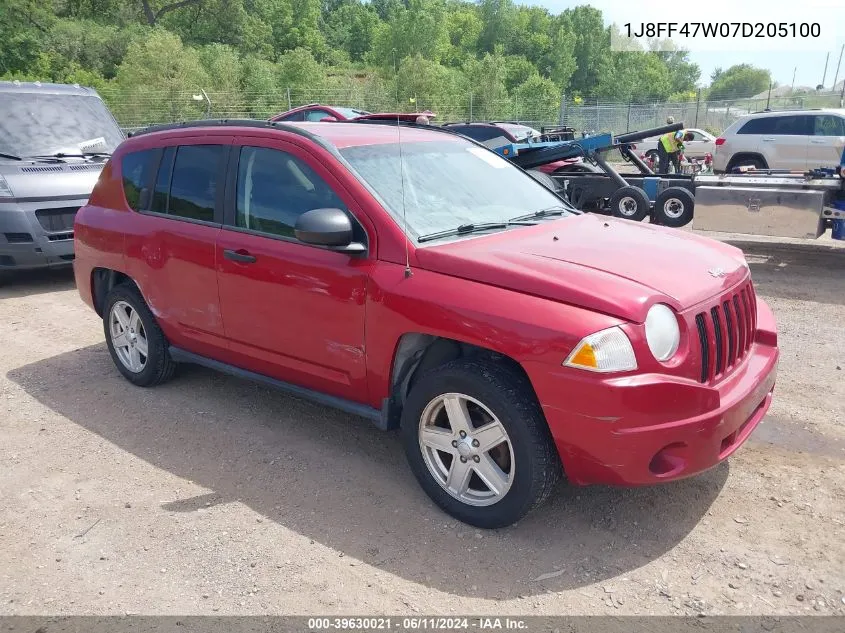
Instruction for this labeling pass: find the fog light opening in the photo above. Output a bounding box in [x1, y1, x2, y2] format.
[649, 442, 687, 477]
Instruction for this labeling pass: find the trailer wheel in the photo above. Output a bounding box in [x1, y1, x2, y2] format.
[553, 162, 603, 174]
[527, 169, 559, 192]
[609, 186, 650, 222]
[653, 187, 695, 228]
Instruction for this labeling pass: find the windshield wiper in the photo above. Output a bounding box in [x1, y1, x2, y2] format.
[0, 152, 22, 161]
[418, 221, 536, 243]
[30, 151, 111, 161]
[509, 206, 570, 222]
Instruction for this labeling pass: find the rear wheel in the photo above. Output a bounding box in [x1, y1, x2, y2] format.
[103, 283, 176, 387]
[608, 185, 650, 222]
[726, 155, 766, 172]
[652, 187, 695, 228]
[400, 359, 561, 529]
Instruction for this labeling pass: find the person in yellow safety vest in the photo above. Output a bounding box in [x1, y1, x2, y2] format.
[657, 130, 694, 174]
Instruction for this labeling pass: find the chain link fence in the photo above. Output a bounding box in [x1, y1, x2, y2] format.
[102, 86, 845, 136]
[560, 92, 845, 136]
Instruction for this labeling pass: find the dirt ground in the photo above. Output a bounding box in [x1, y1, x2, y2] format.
[1, 233, 843, 617]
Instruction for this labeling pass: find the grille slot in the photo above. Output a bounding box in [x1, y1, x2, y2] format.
[47, 232, 74, 241]
[5, 232, 33, 243]
[694, 281, 756, 383]
[21, 166, 63, 173]
[695, 314, 708, 383]
[34, 207, 79, 232]
[711, 306, 724, 375]
[723, 301, 736, 366]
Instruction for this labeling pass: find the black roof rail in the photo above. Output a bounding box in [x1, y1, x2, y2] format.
[125, 118, 328, 147]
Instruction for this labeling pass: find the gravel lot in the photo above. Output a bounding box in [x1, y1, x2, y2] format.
[1, 233, 843, 616]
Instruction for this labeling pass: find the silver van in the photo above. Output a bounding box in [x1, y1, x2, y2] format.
[0, 81, 125, 276]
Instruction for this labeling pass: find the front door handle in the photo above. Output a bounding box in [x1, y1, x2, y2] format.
[809, 139, 826, 144]
[223, 249, 257, 264]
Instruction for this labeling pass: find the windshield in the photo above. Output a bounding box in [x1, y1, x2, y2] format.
[0, 93, 124, 158]
[335, 107, 371, 119]
[339, 139, 573, 242]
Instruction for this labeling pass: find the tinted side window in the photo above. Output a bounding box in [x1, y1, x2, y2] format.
[280, 111, 304, 122]
[814, 115, 845, 136]
[236, 146, 347, 239]
[737, 117, 775, 134]
[453, 126, 507, 142]
[121, 149, 155, 211]
[770, 115, 811, 135]
[303, 109, 333, 121]
[165, 145, 225, 223]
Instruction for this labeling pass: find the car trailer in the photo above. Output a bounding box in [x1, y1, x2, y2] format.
[486, 122, 703, 227]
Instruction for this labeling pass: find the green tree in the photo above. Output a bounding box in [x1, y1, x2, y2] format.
[464, 52, 507, 119]
[708, 64, 771, 100]
[324, 1, 380, 62]
[512, 73, 558, 121]
[115, 30, 210, 124]
[478, 0, 515, 54]
[369, 0, 449, 66]
[562, 6, 609, 97]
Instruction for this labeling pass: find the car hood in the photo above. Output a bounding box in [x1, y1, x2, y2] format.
[0, 161, 104, 200]
[414, 214, 749, 322]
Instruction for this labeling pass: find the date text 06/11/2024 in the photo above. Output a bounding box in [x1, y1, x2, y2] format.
[306, 617, 529, 630]
[623, 22, 821, 38]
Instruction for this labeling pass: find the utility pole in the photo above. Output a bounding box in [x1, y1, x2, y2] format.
[791, 67, 797, 92]
[832, 44, 844, 95]
[821, 52, 830, 88]
[766, 82, 772, 110]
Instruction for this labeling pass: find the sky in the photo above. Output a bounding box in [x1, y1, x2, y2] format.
[529, 0, 845, 90]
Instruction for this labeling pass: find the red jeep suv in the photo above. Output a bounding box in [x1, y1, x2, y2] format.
[74, 119, 779, 528]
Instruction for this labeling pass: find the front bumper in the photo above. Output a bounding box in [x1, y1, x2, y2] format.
[0, 200, 81, 270]
[527, 298, 779, 486]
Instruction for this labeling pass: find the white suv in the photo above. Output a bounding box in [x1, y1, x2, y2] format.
[712, 108, 845, 173]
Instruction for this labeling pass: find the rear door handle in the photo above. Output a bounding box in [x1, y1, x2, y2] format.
[223, 249, 257, 264]
[810, 139, 826, 144]
[761, 137, 775, 141]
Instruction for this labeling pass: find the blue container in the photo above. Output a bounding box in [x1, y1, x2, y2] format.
[832, 200, 845, 241]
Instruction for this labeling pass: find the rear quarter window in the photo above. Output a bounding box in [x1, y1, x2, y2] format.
[121, 149, 155, 211]
[737, 117, 775, 135]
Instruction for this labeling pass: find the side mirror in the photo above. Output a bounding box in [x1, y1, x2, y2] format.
[294, 208, 365, 253]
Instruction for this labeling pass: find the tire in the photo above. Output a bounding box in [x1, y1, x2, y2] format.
[726, 155, 766, 173]
[608, 185, 650, 222]
[645, 149, 659, 161]
[527, 169, 559, 192]
[103, 282, 176, 387]
[652, 186, 695, 228]
[400, 358, 561, 529]
[553, 162, 603, 174]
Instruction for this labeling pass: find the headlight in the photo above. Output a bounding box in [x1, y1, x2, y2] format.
[0, 174, 13, 198]
[564, 326, 637, 372]
[645, 304, 680, 362]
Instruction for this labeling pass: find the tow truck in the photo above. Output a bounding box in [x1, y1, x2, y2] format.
[691, 154, 845, 241]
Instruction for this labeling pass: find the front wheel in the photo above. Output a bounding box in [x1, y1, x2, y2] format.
[400, 359, 561, 529]
[608, 185, 650, 222]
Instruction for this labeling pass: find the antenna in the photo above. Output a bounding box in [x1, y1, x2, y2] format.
[393, 48, 412, 279]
